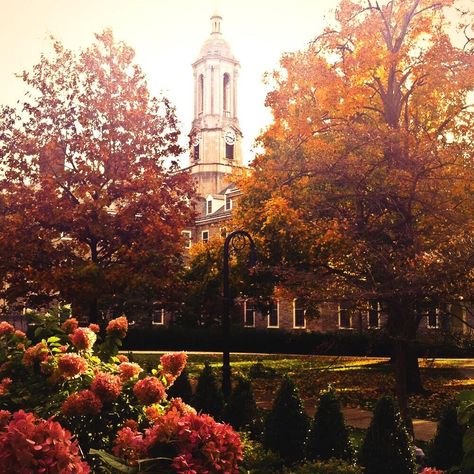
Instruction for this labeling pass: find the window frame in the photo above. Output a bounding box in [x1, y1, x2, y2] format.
[338, 302, 352, 329]
[152, 308, 165, 325]
[426, 307, 440, 329]
[243, 300, 256, 328]
[225, 195, 232, 211]
[202, 230, 209, 243]
[181, 230, 192, 249]
[293, 298, 306, 329]
[267, 300, 280, 328]
[367, 301, 381, 329]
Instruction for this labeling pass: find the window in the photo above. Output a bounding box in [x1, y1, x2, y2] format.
[338, 302, 352, 329]
[367, 301, 381, 329]
[198, 74, 204, 114]
[267, 301, 279, 328]
[226, 143, 234, 160]
[193, 144, 200, 161]
[427, 307, 440, 329]
[207, 200, 212, 215]
[223, 73, 230, 116]
[244, 301, 256, 327]
[181, 230, 192, 249]
[293, 299, 306, 328]
[225, 195, 232, 211]
[202, 230, 209, 243]
[220, 227, 227, 238]
[152, 308, 164, 325]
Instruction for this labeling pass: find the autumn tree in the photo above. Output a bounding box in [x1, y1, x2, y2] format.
[236, 0, 474, 426]
[0, 30, 194, 322]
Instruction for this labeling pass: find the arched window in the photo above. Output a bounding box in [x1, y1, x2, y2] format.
[198, 74, 204, 114]
[223, 73, 230, 116]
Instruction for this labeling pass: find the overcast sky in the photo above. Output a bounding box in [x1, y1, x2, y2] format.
[0, 0, 337, 165]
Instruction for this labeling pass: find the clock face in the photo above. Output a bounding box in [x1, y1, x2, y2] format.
[224, 128, 236, 145]
[190, 129, 201, 147]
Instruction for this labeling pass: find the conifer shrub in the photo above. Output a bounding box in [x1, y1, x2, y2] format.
[224, 376, 258, 431]
[284, 459, 363, 474]
[426, 404, 464, 470]
[167, 367, 193, 404]
[358, 396, 416, 474]
[263, 376, 309, 463]
[192, 362, 224, 419]
[307, 387, 353, 462]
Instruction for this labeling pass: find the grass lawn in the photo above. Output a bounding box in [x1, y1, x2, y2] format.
[128, 352, 474, 421]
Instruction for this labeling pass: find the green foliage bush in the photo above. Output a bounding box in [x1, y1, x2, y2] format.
[224, 376, 258, 431]
[263, 376, 309, 463]
[167, 367, 193, 404]
[307, 387, 353, 462]
[284, 459, 363, 474]
[426, 404, 464, 469]
[358, 396, 416, 474]
[192, 361, 224, 419]
[241, 434, 285, 474]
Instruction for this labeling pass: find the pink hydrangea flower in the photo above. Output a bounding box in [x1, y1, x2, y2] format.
[160, 352, 187, 379]
[22, 342, 49, 368]
[106, 316, 128, 339]
[91, 372, 122, 403]
[0, 378, 12, 396]
[133, 377, 166, 405]
[88, 323, 100, 333]
[117, 354, 129, 363]
[61, 390, 102, 417]
[0, 321, 15, 336]
[118, 362, 143, 382]
[420, 469, 444, 474]
[61, 318, 79, 334]
[112, 426, 145, 464]
[0, 409, 90, 473]
[14, 329, 26, 339]
[0, 410, 10, 429]
[167, 397, 196, 416]
[69, 327, 97, 352]
[57, 354, 88, 378]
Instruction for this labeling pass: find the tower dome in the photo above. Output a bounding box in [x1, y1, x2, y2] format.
[198, 13, 234, 59]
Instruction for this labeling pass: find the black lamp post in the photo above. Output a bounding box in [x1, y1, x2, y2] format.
[222, 230, 256, 397]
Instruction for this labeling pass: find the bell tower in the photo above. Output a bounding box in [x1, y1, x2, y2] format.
[188, 12, 243, 197]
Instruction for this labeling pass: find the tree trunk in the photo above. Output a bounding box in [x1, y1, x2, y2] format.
[89, 298, 98, 324]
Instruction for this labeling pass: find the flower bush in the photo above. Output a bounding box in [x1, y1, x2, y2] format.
[0, 409, 90, 473]
[0, 311, 243, 472]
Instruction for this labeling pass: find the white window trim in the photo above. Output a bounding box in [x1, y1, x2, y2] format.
[267, 300, 280, 328]
[207, 199, 213, 215]
[225, 195, 232, 211]
[202, 230, 209, 242]
[367, 301, 381, 329]
[181, 230, 192, 249]
[152, 308, 165, 325]
[293, 298, 306, 329]
[338, 303, 353, 329]
[426, 308, 440, 329]
[243, 300, 256, 328]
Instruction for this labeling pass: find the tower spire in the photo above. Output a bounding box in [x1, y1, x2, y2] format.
[210, 11, 222, 35]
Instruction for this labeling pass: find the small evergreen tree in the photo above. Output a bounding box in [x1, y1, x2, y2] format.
[225, 376, 258, 431]
[426, 404, 464, 470]
[307, 387, 353, 462]
[167, 367, 193, 404]
[359, 396, 416, 474]
[263, 376, 309, 463]
[192, 362, 224, 419]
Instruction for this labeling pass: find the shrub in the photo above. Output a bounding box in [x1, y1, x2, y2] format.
[284, 459, 363, 474]
[0, 409, 90, 473]
[426, 404, 464, 469]
[167, 367, 193, 403]
[241, 434, 285, 474]
[192, 362, 224, 419]
[358, 396, 416, 474]
[263, 376, 309, 463]
[307, 387, 353, 462]
[225, 376, 258, 431]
